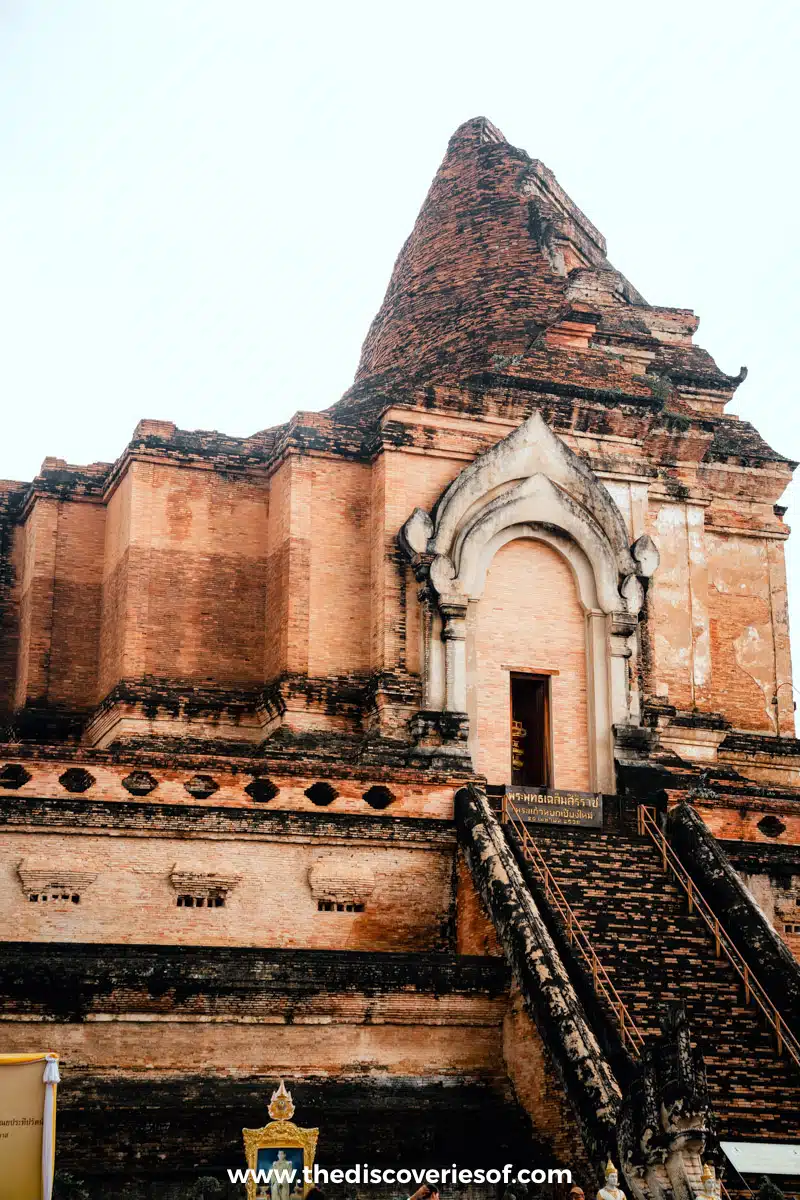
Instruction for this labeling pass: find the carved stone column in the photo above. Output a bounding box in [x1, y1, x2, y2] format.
[586, 610, 614, 792]
[418, 582, 445, 712]
[441, 600, 468, 714]
[610, 612, 640, 726]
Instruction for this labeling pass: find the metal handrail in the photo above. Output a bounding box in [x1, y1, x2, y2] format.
[637, 805, 800, 1071]
[503, 793, 646, 1056]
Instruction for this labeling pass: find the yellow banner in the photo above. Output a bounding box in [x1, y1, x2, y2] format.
[0, 1054, 58, 1200]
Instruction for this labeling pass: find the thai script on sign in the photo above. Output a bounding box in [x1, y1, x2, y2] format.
[503, 786, 603, 828]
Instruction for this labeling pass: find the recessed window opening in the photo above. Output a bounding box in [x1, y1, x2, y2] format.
[305, 782, 338, 806]
[510, 673, 552, 788]
[317, 900, 364, 913]
[28, 892, 80, 904]
[176, 892, 226, 909]
[363, 785, 395, 810]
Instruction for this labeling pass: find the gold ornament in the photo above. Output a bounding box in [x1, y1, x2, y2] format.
[242, 1080, 319, 1200]
[268, 1079, 295, 1121]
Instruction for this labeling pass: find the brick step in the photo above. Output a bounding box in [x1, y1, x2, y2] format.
[509, 824, 800, 1140]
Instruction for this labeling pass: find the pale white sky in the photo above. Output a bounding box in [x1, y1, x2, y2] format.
[1, 1, 799, 689]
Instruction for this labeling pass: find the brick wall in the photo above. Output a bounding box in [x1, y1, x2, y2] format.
[736, 870, 800, 960]
[646, 502, 696, 710]
[502, 985, 594, 1179]
[308, 458, 371, 676]
[98, 465, 133, 695]
[0, 830, 455, 950]
[0, 1011, 503, 1075]
[98, 460, 268, 698]
[0, 764, 459, 817]
[14, 496, 59, 707]
[47, 501, 105, 708]
[0, 493, 22, 722]
[470, 537, 590, 789]
[266, 455, 310, 678]
[692, 802, 800, 844]
[12, 495, 105, 712]
[706, 531, 793, 733]
[370, 450, 463, 676]
[455, 849, 502, 956]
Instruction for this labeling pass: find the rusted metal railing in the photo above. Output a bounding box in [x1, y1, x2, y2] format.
[502, 792, 646, 1056]
[637, 805, 800, 1071]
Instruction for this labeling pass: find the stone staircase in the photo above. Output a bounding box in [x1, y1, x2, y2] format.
[507, 822, 800, 1142]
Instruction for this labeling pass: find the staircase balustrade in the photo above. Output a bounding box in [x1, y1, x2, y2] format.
[637, 805, 800, 1071]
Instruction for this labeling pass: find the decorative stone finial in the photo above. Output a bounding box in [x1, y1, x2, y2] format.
[268, 1079, 295, 1121]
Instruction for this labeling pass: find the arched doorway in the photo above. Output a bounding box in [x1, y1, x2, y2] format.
[399, 412, 659, 791]
[468, 537, 591, 789]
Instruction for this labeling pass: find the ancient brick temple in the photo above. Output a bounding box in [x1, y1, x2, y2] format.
[1, 118, 800, 1199]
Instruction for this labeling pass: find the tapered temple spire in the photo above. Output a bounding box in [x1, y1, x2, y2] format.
[351, 116, 743, 407]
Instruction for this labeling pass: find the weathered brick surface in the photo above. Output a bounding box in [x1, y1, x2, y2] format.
[0, 943, 510, 1015]
[706, 531, 794, 734]
[503, 983, 595, 1180]
[0, 945, 508, 1076]
[308, 458, 371, 676]
[471, 538, 589, 788]
[14, 496, 60, 707]
[455, 849, 503, 956]
[100, 460, 269, 694]
[721, 839, 800, 961]
[0, 769, 460, 817]
[97, 464, 133, 694]
[28, 497, 105, 711]
[51, 1075, 544, 1198]
[0, 486, 22, 723]
[691, 797, 800, 845]
[0, 826, 455, 950]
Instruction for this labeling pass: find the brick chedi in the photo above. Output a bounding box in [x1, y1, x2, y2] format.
[1, 118, 800, 1198]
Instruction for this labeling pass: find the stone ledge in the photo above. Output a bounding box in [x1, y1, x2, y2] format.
[0, 797, 459, 843]
[720, 838, 800, 876]
[0, 944, 511, 1019]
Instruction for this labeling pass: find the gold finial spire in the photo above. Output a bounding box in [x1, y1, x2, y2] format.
[268, 1079, 295, 1121]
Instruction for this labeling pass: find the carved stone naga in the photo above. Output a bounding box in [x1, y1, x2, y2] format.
[616, 1005, 722, 1200]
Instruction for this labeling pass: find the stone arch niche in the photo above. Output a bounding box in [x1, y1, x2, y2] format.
[398, 412, 659, 792]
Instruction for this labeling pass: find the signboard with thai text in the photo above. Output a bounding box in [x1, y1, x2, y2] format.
[503, 786, 603, 829]
[0, 1053, 59, 1200]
